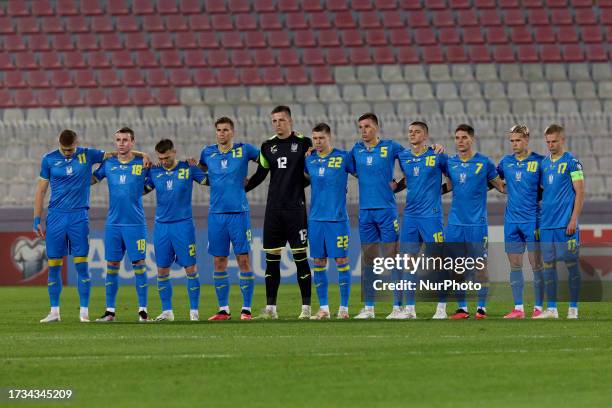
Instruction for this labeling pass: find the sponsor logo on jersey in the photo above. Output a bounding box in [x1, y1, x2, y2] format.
[54, 161, 63, 166]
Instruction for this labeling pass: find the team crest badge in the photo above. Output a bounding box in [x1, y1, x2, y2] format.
[65, 166, 73, 175]
[548, 174, 554, 185]
[366, 156, 373, 166]
[291, 143, 298, 152]
[459, 172, 467, 183]
[166, 180, 173, 190]
[318, 167, 325, 176]
[515, 171, 522, 182]
[413, 166, 420, 177]
[119, 174, 127, 184]
[221, 159, 228, 169]
[271, 145, 278, 154]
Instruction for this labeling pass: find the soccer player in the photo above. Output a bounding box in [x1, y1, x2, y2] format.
[199, 117, 259, 321]
[444, 124, 505, 320]
[535, 124, 584, 319]
[35, 129, 140, 323]
[497, 125, 545, 319]
[304, 123, 354, 319]
[397, 121, 449, 319]
[349, 113, 403, 319]
[93, 127, 151, 322]
[145, 139, 207, 322]
[245, 106, 313, 319]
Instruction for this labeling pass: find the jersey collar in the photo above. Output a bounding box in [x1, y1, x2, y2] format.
[217, 143, 234, 154]
[514, 151, 531, 162]
[459, 152, 476, 162]
[550, 151, 566, 163]
[163, 161, 179, 171]
[316, 147, 334, 159]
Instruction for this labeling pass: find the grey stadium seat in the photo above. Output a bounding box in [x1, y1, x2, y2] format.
[428, 65, 451, 82]
[356, 66, 380, 83]
[365, 84, 388, 101]
[521, 64, 544, 81]
[436, 83, 459, 100]
[342, 84, 366, 102]
[334, 66, 357, 83]
[403, 65, 428, 82]
[388, 83, 411, 101]
[475, 64, 498, 81]
[381, 65, 404, 83]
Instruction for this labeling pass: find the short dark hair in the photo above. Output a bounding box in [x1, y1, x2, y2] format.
[410, 121, 429, 133]
[544, 124, 564, 135]
[358, 112, 378, 126]
[116, 126, 134, 140]
[155, 139, 174, 153]
[455, 124, 475, 137]
[271, 105, 291, 117]
[215, 116, 234, 129]
[59, 129, 77, 146]
[312, 122, 331, 135]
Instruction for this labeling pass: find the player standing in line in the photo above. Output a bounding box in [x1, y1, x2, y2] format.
[199, 117, 259, 321]
[444, 124, 505, 320]
[245, 106, 313, 319]
[304, 123, 354, 320]
[497, 125, 546, 319]
[93, 127, 151, 322]
[35, 129, 149, 323]
[144, 139, 207, 322]
[349, 113, 404, 319]
[396, 121, 450, 319]
[535, 124, 584, 319]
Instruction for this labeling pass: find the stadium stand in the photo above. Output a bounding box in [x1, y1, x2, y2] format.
[0, 0, 610, 207]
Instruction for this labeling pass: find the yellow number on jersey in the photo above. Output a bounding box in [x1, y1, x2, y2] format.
[178, 168, 190, 179]
[328, 157, 342, 168]
[558, 163, 567, 174]
[136, 239, 146, 252]
[132, 165, 143, 175]
[426, 156, 436, 167]
[246, 229, 252, 243]
[433, 232, 444, 243]
[336, 235, 349, 249]
[393, 219, 399, 233]
[527, 161, 538, 172]
[232, 147, 243, 158]
[77, 153, 86, 164]
[188, 244, 196, 257]
[380, 146, 388, 157]
[475, 163, 483, 174]
[567, 239, 577, 252]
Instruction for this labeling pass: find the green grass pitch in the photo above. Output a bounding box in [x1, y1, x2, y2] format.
[1, 285, 612, 408]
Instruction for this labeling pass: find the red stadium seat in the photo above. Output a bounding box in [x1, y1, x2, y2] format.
[0, 17, 16, 34]
[142, 15, 165, 31]
[28, 35, 51, 51]
[309, 11, 332, 29]
[159, 50, 183, 68]
[397, 46, 419, 63]
[189, 15, 211, 31]
[439, 28, 461, 44]
[5, 71, 27, 88]
[480, 10, 502, 26]
[295, 30, 317, 47]
[218, 68, 240, 85]
[372, 47, 395, 63]
[157, 88, 180, 105]
[236, 13, 258, 30]
[517, 44, 539, 62]
[286, 67, 309, 84]
[267, 31, 291, 48]
[240, 67, 262, 85]
[111, 50, 135, 68]
[253, 49, 275, 66]
[342, 30, 364, 47]
[303, 0, 324, 11]
[7, 2, 30, 16]
[422, 46, 444, 63]
[359, 11, 382, 29]
[52, 34, 74, 51]
[493, 45, 515, 62]
[335, 11, 357, 29]
[329, 0, 350, 11]
[446, 45, 468, 62]
[381, 11, 404, 28]
[585, 44, 607, 61]
[180, 0, 202, 14]
[263, 66, 285, 85]
[175, 32, 198, 49]
[15, 53, 37, 70]
[534, 26, 556, 43]
[151, 33, 173, 49]
[76, 34, 99, 50]
[582, 26, 603, 43]
[474, 0, 496, 7]
[456, 10, 479, 26]
[64, 16, 88, 33]
[169, 68, 193, 86]
[166, 15, 189, 31]
[100, 33, 123, 50]
[230, 49, 254, 67]
[108, 88, 131, 106]
[540, 44, 563, 62]
[207, 49, 230, 67]
[41, 17, 65, 33]
[254, 0, 276, 12]
[63, 89, 85, 106]
[414, 28, 437, 46]
[326, 48, 349, 65]
[206, 0, 227, 13]
[0, 53, 14, 70]
[91, 16, 114, 33]
[184, 50, 207, 67]
[558, 27, 579, 43]
[229, 0, 251, 12]
[221, 32, 243, 48]
[244, 32, 266, 48]
[511, 27, 533, 44]
[408, 11, 429, 28]
[349, 48, 372, 64]
[546, 0, 568, 7]
[425, 0, 447, 9]
[39, 89, 61, 107]
[64, 51, 87, 69]
[432, 10, 454, 27]
[550, 9, 573, 25]
[400, 0, 423, 10]
[303, 48, 325, 65]
[469, 45, 491, 62]
[571, 0, 594, 6]
[278, 49, 300, 66]
[147, 69, 169, 86]
[279, 0, 300, 11]
[211, 15, 233, 31]
[15, 90, 38, 107]
[563, 44, 584, 62]
[81, 0, 104, 15]
[193, 68, 216, 86]
[528, 9, 549, 25]
[39, 52, 62, 69]
[505, 9, 525, 26]
[311, 66, 334, 84]
[57, 0, 79, 15]
[464, 27, 486, 44]
[135, 50, 159, 68]
[601, 9, 612, 25]
[318, 30, 341, 47]
[74, 70, 97, 87]
[5, 36, 27, 52]
[98, 69, 122, 87]
[353, 0, 374, 10]
[107, 0, 130, 15]
[0, 90, 14, 108]
[198, 32, 219, 49]
[133, 0, 155, 14]
[28, 71, 50, 88]
[158, 0, 180, 14]
[366, 29, 387, 46]
[122, 69, 147, 88]
[32, 1, 54, 16]
[88, 51, 110, 68]
[260, 14, 283, 30]
[498, 0, 520, 7]
[17, 17, 40, 34]
[51, 71, 73, 87]
[115, 16, 139, 32]
[375, 0, 399, 9]
[575, 8, 597, 25]
[125, 33, 148, 50]
[523, 0, 543, 7]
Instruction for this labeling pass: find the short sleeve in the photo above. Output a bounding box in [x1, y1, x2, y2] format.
[191, 164, 208, 184]
[496, 159, 505, 180]
[93, 162, 106, 181]
[39, 156, 50, 180]
[486, 158, 498, 181]
[246, 143, 259, 161]
[198, 148, 207, 167]
[144, 169, 155, 190]
[392, 141, 404, 158]
[88, 148, 105, 164]
[440, 155, 450, 177]
[344, 151, 355, 174]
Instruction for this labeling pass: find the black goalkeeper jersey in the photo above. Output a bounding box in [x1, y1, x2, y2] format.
[257, 132, 312, 211]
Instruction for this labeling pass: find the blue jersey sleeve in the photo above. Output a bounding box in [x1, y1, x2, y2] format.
[39, 156, 50, 180]
[438, 153, 449, 176]
[144, 169, 155, 191]
[487, 158, 498, 181]
[568, 158, 584, 182]
[88, 148, 106, 164]
[497, 159, 505, 180]
[245, 143, 259, 161]
[348, 146, 357, 176]
[198, 148, 207, 167]
[191, 164, 208, 184]
[344, 151, 355, 174]
[93, 162, 106, 181]
[391, 141, 404, 158]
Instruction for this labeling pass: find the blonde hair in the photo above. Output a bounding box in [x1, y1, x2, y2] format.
[509, 124, 529, 138]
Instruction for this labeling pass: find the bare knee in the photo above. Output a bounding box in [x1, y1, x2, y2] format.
[314, 258, 327, 267]
[214, 256, 228, 271]
[335, 257, 349, 265]
[236, 253, 251, 271]
[157, 267, 170, 277]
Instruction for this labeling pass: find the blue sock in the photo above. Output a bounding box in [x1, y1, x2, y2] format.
[239, 271, 254, 309]
[405, 269, 418, 306]
[567, 261, 581, 308]
[74, 258, 91, 308]
[47, 259, 63, 307]
[543, 262, 558, 308]
[510, 267, 524, 307]
[392, 268, 403, 307]
[133, 263, 148, 308]
[533, 267, 544, 308]
[313, 266, 329, 307]
[186, 271, 200, 310]
[213, 271, 230, 308]
[477, 283, 489, 309]
[436, 270, 448, 303]
[105, 264, 119, 308]
[337, 262, 351, 308]
[456, 285, 467, 309]
[363, 264, 375, 307]
[157, 274, 172, 311]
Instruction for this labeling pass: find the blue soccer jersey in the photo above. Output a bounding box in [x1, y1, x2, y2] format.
[145, 161, 207, 223]
[398, 148, 448, 217]
[199, 143, 259, 214]
[445, 153, 498, 226]
[93, 156, 148, 225]
[305, 148, 353, 222]
[349, 139, 403, 210]
[540, 152, 583, 229]
[40, 147, 105, 211]
[497, 152, 545, 224]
